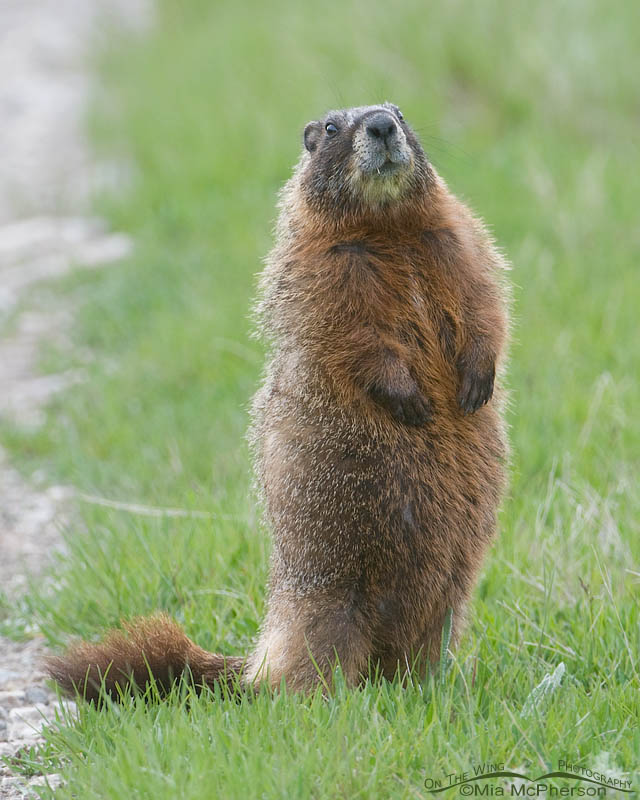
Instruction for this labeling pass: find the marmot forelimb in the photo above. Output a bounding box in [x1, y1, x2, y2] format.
[47, 103, 509, 701]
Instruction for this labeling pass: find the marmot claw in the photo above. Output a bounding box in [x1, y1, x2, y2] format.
[371, 386, 433, 426]
[457, 363, 495, 414]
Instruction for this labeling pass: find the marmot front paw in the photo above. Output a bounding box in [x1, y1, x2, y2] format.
[370, 385, 433, 426]
[457, 361, 495, 414]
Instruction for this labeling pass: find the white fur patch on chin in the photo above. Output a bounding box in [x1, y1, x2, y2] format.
[347, 155, 414, 207]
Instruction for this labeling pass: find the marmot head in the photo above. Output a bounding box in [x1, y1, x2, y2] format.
[299, 103, 433, 219]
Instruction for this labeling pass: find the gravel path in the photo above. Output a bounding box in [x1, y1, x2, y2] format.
[0, 1, 148, 796]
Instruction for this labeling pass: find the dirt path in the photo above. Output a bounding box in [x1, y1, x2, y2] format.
[0, 2, 148, 796]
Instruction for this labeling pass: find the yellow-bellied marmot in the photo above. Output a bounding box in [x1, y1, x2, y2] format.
[48, 103, 509, 700]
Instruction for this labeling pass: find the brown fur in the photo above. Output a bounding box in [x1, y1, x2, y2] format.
[47, 104, 509, 701]
[47, 614, 244, 701]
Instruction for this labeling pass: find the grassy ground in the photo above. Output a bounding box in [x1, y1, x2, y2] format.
[3, 0, 639, 796]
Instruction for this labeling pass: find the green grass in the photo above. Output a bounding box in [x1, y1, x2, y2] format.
[3, 0, 639, 796]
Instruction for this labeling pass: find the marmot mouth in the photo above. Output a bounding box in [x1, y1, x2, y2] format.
[375, 160, 403, 175]
[357, 156, 408, 178]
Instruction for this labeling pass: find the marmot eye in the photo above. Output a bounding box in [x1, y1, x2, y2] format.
[325, 122, 338, 136]
[396, 109, 404, 121]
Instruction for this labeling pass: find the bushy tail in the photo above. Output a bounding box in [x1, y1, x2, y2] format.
[46, 613, 244, 703]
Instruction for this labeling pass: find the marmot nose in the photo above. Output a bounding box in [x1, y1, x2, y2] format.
[365, 112, 397, 142]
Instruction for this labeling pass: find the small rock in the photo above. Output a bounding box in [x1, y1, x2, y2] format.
[0, 669, 20, 686]
[0, 775, 29, 799]
[8, 704, 53, 740]
[0, 690, 26, 709]
[28, 772, 63, 791]
[7, 721, 41, 742]
[0, 741, 17, 758]
[24, 686, 50, 705]
[0, 738, 42, 759]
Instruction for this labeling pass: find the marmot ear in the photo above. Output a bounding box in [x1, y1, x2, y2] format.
[303, 121, 321, 153]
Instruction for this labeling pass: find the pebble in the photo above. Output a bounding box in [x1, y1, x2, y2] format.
[8, 704, 51, 740]
[23, 686, 49, 705]
[0, 691, 26, 710]
[28, 773, 63, 791]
